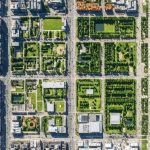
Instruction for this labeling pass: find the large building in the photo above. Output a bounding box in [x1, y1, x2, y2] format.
[11, 0, 42, 11]
[111, 0, 138, 12]
[78, 114, 103, 134]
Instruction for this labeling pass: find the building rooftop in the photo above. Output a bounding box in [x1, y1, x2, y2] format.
[42, 81, 66, 89]
[78, 114, 103, 134]
[110, 113, 121, 125]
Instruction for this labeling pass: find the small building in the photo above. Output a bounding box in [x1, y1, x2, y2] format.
[105, 143, 113, 149]
[47, 103, 54, 112]
[27, 0, 42, 10]
[42, 81, 66, 89]
[11, 0, 26, 11]
[48, 0, 62, 3]
[110, 113, 121, 125]
[86, 89, 93, 95]
[130, 142, 139, 148]
[48, 126, 58, 133]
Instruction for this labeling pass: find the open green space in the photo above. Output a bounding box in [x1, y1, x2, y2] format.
[11, 44, 24, 74]
[22, 117, 40, 133]
[44, 88, 66, 100]
[28, 92, 36, 109]
[77, 17, 136, 39]
[11, 80, 24, 93]
[76, 42, 101, 75]
[37, 80, 43, 101]
[142, 138, 148, 150]
[41, 42, 66, 75]
[55, 116, 63, 126]
[105, 79, 136, 134]
[24, 42, 39, 57]
[77, 79, 101, 112]
[37, 102, 43, 112]
[20, 17, 30, 39]
[55, 101, 65, 112]
[43, 17, 64, 30]
[105, 42, 136, 75]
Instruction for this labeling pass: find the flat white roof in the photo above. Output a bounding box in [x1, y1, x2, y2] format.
[47, 103, 54, 112]
[48, 126, 57, 132]
[42, 81, 65, 89]
[110, 113, 121, 125]
[86, 89, 93, 95]
[89, 122, 102, 133]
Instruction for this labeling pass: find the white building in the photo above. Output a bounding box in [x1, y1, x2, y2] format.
[47, 103, 54, 112]
[78, 114, 103, 134]
[42, 81, 66, 89]
[110, 113, 121, 125]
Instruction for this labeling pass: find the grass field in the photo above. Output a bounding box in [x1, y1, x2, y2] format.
[142, 139, 148, 150]
[55, 101, 65, 112]
[104, 24, 115, 32]
[37, 102, 43, 112]
[28, 92, 36, 109]
[16, 87, 24, 93]
[43, 18, 63, 30]
[55, 116, 63, 126]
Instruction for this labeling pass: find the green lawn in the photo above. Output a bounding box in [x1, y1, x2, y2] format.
[37, 102, 43, 112]
[37, 86, 42, 101]
[104, 24, 115, 32]
[55, 116, 63, 126]
[143, 4, 148, 13]
[43, 18, 64, 30]
[16, 88, 24, 93]
[55, 101, 65, 112]
[24, 42, 39, 57]
[28, 92, 36, 109]
[142, 139, 148, 150]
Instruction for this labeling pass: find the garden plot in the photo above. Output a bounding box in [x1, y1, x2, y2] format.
[30, 17, 40, 39]
[42, 17, 66, 40]
[11, 80, 25, 112]
[76, 42, 101, 75]
[22, 116, 40, 133]
[105, 42, 136, 75]
[105, 79, 136, 134]
[41, 42, 66, 75]
[11, 43, 24, 74]
[26, 79, 44, 112]
[20, 17, 30, 39]
[77, 79, 101, 112]
[24, 42, 40, 71]
[77, 17, 136, 39]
